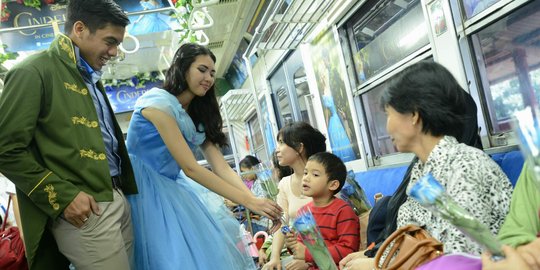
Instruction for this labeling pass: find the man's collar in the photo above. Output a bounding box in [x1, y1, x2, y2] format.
[74, 46, 102, 84]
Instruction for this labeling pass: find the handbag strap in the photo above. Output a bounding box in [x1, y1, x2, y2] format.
[374, 224, 422, 269]
[1, 195, 12, 231]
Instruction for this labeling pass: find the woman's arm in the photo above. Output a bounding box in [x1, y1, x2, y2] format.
[142, 108, 280, 218]
[201, 141, 252, 195]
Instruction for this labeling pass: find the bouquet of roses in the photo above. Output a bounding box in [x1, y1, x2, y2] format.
[408, 173, 504, 259]
[514, 106, 540, 191]
[293, 208, 338, 270]
[339, 170, 372, 216]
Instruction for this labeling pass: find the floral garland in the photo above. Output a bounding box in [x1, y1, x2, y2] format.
[171, 0, 200, 44]
[103, 71, 162, 90]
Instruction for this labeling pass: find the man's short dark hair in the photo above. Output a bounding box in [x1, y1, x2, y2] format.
[64, 0, 130, 34]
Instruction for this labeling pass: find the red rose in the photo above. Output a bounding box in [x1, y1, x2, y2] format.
[44, 0, 55, 4]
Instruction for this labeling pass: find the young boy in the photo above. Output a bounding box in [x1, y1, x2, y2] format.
[285, 152, 360, 269]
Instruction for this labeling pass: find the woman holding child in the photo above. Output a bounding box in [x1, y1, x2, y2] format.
[340, 61, 512, 270]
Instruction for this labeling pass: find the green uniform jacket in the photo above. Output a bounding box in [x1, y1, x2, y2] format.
[498, 163, 540, 247]
[0, 34, 138, 269]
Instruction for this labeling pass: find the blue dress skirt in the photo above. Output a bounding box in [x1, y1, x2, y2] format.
[126, 88, 256, 269]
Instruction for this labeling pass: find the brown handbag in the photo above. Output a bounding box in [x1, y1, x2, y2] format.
[374, 224, 443, 270]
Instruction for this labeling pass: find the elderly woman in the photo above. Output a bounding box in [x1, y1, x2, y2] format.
[340, 61, 512, 270]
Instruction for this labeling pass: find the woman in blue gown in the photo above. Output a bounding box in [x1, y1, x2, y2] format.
[128, 0, 170, 36]
[126, 43, 282, 269]
[319, 65, 356, 162]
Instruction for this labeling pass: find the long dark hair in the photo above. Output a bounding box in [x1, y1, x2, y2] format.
[277, 122, 326, 161]
[163, 43, 227, 146]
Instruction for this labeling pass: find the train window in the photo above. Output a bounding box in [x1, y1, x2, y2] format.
[463, 0, 503, 19]
[470, 0, 540, 134]
[361, 81, 397, 157]
[346, 0, 429, 86]
[293, 67, 317, 128]
[247, 114, 268, 162]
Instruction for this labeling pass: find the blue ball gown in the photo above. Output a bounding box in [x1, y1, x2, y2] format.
[128, 1, 170, 36]
[126, 88, 256, 270]
[322, 94, 356, 162]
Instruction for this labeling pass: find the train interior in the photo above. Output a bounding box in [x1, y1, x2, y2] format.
[0, 0, 538, 229]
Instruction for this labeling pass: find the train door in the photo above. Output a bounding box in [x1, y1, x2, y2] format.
[268, 50, 317, 130]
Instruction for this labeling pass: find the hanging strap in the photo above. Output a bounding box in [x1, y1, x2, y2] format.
[1, 195, 12, 231]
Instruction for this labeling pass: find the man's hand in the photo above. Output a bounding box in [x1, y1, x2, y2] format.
[63, 191, 100, 228]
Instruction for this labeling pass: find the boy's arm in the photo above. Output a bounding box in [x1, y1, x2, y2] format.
[300, 203, 360, 264]
[325, 204, 360, 263]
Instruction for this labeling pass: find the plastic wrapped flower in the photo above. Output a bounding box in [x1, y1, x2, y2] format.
[254, 163, 279, 201]
[408, 173, 504, 259]
[293, 208, 338, 270]
[339, 170, 372, 216]
[514, 107, 540, 191]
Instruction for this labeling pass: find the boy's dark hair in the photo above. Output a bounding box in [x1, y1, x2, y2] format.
[239, 155, 260, 168]
[277, 122, 326, 160]
[65, 0, 130, 34]
[379, 61, 467, 139]
[308, 152, 346, 194]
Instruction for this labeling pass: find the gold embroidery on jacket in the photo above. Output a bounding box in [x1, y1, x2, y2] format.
[72, 116, 99, 128]
[44, 184, 60, 211]
[64, 82, 88, 95]
[29, 171, 52, 196]
[59, 36, 76, 63]
[80, 149, 107, 161]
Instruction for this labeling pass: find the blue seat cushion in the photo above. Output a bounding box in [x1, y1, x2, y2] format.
[354, 150, 525, 206]
[355, 166, 408, 206]
[490, 150, 524, 187]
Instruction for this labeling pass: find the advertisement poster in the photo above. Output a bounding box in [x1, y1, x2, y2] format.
[429, 0, 447, 36]
[0, 0, 174, 53]
[104, 71, 163, 113]
[260, 97, 276, 156]
[309, 30, 360, 162]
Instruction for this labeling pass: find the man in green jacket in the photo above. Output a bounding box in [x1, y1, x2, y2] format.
[0, 0, 137, 269]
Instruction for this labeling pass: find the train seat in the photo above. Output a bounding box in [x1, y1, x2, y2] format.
[354, 150, 525, 206]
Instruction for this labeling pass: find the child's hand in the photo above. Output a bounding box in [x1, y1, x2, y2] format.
[482, 245, 531, 270]
[258, 248, 268, 267]
[284, 259, 310, 270]
[284, 232, 297, 250]
[291, 243, 306, 260]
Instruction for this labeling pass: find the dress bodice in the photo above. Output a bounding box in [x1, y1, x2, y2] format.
[126, 88, 205, 179]
[322, 94, 337, 115]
